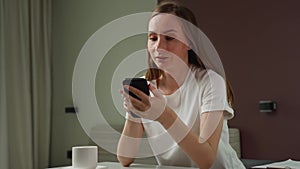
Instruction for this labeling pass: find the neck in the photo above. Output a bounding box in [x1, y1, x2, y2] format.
[158, 65, 190, 95]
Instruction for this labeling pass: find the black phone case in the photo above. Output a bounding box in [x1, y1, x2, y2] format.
[122, 78, 150, 100]
[122, 78, 150, 118]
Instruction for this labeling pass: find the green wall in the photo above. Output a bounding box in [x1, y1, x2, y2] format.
[50, 0, 156, 166]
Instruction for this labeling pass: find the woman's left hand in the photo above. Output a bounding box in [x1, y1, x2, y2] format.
[122, 83, 167, 121]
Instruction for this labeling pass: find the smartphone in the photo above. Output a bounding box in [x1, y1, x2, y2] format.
[122, 78, 150, 118]
[122, 78, 150, 100]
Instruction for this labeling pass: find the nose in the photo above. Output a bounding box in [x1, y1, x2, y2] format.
[155, 35, 167, 51]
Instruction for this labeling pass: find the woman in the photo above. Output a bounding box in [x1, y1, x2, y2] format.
[117, 1, 245, 169]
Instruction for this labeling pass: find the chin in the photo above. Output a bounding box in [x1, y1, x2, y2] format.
[155, 63, 169, 71]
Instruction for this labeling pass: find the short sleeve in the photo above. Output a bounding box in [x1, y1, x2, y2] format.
[199, 70, 234, 119]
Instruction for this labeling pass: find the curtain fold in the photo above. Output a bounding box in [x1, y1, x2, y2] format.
[0, 0, 51, 169]
[0, 2, 8, 168]
[30, 0, 52, 168]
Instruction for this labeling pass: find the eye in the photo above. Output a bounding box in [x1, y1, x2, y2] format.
[148, 34, 157, 41]
[165, 36, 174, 41]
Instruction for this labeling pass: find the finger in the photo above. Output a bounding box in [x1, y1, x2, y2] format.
[122, 88, 130, 99]
[124, 98, 133, 110]
[123, 85, 143, 102]
[129, 96, 149, 112]
[128, 86, 149, 102]
[123, 85, 130, 95]
[123, 102, 131, 112]
[149, 83, 163, 98]
[123, 101, 127, 109]
[123, 95, 130, 106]
[125, 99, 143, 116]
[123, 97, 129, 105]
[124, 86, 150, 112]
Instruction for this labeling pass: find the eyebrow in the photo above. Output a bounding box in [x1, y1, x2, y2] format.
[148, 29, 178, 35]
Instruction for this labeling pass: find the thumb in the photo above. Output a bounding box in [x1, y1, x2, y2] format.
[149, 83, 163, 98]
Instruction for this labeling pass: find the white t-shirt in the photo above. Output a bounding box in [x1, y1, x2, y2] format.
[140, 69, 245, 169]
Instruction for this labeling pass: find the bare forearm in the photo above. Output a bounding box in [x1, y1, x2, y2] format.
[117, 119, 143, 166]
[178, 131, 216, 168]
[157, 108, 220, 169]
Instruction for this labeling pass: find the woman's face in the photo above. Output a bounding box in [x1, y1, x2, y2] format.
[148, 13, 190, 72]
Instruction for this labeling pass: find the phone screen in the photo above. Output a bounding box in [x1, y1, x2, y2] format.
[122, 78, 149, 100]
[122, 78, 150, 118]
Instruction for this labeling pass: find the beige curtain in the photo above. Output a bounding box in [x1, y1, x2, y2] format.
[0, 0, 51, 169]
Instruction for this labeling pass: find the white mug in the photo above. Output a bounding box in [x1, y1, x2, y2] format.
[72, 146, 98, 169]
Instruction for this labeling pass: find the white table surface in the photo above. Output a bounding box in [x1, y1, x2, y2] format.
[47, 161, 199, 169]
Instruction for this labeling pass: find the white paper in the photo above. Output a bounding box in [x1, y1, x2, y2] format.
[252, 159, 300, 168]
